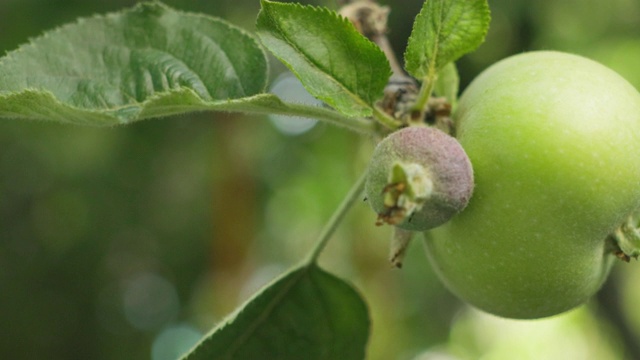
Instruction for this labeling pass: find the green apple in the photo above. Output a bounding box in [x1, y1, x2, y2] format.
[424, 51, 640, 319]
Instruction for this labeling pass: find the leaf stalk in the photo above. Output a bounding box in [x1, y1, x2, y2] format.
[304, 171, 367, 265]
[372, 106, 402, 130]
[412, 69, 438, 113]
[277, 102, 377, 134]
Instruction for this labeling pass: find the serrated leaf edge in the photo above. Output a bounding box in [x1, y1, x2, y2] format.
[0, 1, 270, 107]
[404, 0, 490, 78]
[258, 0, 391, 116]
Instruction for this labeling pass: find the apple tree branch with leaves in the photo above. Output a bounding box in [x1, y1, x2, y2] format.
[3, 0, 640, 359]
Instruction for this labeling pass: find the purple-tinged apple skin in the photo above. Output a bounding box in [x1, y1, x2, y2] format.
[365, 126, 474, 231]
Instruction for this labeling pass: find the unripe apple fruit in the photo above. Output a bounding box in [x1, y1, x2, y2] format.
[365, 126, 474, 232]
[424, 51, 640, 319]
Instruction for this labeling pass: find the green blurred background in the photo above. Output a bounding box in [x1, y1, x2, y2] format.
[1, 0, 640, 359]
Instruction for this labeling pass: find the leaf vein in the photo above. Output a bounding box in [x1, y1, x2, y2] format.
[223, 267, 310, 358]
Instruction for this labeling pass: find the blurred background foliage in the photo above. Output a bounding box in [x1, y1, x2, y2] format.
[1, 0, 640, 359]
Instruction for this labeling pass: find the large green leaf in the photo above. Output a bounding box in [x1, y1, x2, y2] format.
[0, 2, 268, 125]
[256, 0, 391, 117]
[404, 0, 490, 79]
[182, 264, 370, 360]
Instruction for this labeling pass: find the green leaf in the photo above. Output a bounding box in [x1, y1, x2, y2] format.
[0, 2, 268, 125]
[181, 264, 370, 360]
[256, 0, 391, 117]
[433, 62, 459, 108]
[404, 0, 490, 79]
